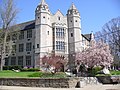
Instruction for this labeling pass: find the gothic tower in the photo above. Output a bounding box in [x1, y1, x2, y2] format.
[67, 3, 82, 70]
[35, 0, 52, 67]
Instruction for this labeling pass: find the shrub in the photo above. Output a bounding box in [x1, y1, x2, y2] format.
[92, 66, 102, 75]
[28, 72, 67, 78]
[3, 66, 22, 70]
[28, 72, 43, 77]
[110, 70, 120, 75]
[96, 74, 111, 76]
[3, 66, 9, 70]
[21, 68, 40, 72]
[41, 72, 67, 78]
[87, 66, 102, 76]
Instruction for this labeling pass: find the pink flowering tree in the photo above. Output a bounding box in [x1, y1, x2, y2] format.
[41, 54, 67, 72]
[76, 40, 113, 68]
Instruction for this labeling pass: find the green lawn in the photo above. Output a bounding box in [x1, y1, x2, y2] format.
[0, 70, 67, 78]
[0, 70, 39, 78]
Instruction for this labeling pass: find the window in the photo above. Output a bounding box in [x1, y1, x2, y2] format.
[12, 34, 17, 41]
[56, 41, 65, 51]
[43, 6, 46, 10]
[5, 58, 9, 66]
[6, 35, 10, 42]
[58, 17, 60, 20]
[5, 46, 9, 53]
[43, 16, 45, 18]
[18, 56, 23, 66]
[37, 44, 39, 48]
[27, 30, 32, 38]
[71, 33, 73, 37]
[26, 42, 32, 51]
[11, 57, 16, 65]
[12, 45, 16, 53]
[26, 56, 31, 66]
[75, 20, 77, 22]
[19, 31, 24, 40]
[47, 31, 49, 35]
[19, 44, 24, 52]
[56, 28, 65, 38]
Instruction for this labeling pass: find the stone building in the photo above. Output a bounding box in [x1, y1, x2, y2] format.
[0, 0, 92, 68]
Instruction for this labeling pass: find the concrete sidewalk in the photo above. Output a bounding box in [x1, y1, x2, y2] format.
[0, 84, 120, 90]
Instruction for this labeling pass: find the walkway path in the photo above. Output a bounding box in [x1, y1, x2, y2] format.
[0, 84, 120, 90]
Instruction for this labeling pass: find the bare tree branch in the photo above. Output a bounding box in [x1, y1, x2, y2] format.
[95, 17, 120, 66]
[0, 0, 18, 71]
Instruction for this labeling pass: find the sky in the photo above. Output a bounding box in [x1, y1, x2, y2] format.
[15, 0, 120, 34]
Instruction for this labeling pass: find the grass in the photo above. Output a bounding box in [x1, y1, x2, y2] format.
[0, 70, 67, 78]
[0, 70, 36, 78]
[96, 71, 120, 76]
[110, 70, 120, 75]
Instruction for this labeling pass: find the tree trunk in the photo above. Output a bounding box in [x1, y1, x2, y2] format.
[0, 30, 8, 71]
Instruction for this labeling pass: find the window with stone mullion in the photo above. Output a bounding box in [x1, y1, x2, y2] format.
[18, 56, 23, 66]
[56, 28, 65, 38]
[26, 43, 32, 51]
[11, 57, 16, 65]
[27, 30, 32, 38]
[19, 31, 24, 40]
[26, 56, 31, 66]
[19, 44, 24, 52]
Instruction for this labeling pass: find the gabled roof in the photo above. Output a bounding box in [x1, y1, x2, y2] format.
[54, 9, 64, 16]
[82, 34, 92, 42]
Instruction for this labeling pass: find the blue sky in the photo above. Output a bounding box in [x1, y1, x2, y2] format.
[15, 0, 120, 34]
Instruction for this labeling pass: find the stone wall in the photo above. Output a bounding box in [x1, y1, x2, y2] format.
[0, 78, 80, 88]
[96, 76, 120, 84]
[78, 77, 100, 88]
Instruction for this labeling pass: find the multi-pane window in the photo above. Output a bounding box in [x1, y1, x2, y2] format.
[5, 58, 9, 66]
[56, 28, 65, 38]
[12, 45, 16, 53]
[27, 30, 32, 38]
[19, 44, 24, 52]
[5, 46, 9, 53]
[6, 35, 10, 42]
[11, 57, 16, 65]
[12, 33, 17, 41]
[18, 56, 23, 66]
[26, 56, 31, 66]
[19, 31, 24, 40]
[56, 41, 65, 51]
[26, 42, 32, 51]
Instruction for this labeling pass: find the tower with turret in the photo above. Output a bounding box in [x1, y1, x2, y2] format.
[35, 0, 53, 67]
[67, 3, 82, 69]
